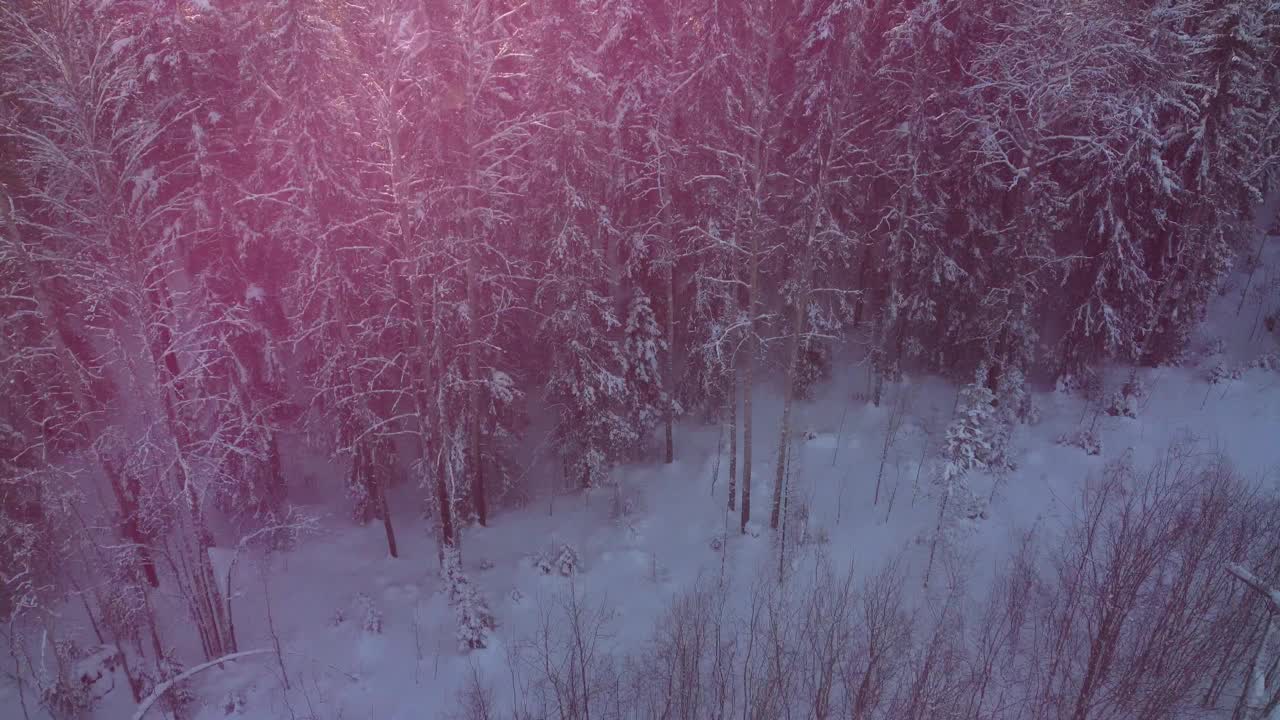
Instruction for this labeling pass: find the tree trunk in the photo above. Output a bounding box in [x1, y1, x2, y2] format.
[361, 443, 399, 558]
[740, 231, 760, 535]
[924, 487, 950, 590]
[664, 261, 676, 464]
[435, 450, 456, 564]
[467, 250, 487, 526]
[770, 306, 803, 531]
[145, 279, 236, 660]
[727, 369, 738, 512]
[385, 78, 447, 550]
[100, 456, 160, 587]
[264, 430, 285, 512]
[461, 5, 490, 525]
[378, 476, 399, 559]
[771, 205, 817, 530]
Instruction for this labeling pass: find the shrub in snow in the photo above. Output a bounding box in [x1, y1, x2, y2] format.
[1054, 368, 1100, 396]
[1207, 362, 1240, 384]
[1022, 400, 1041, 426]
[812, 525, 832, 545]
[347, 477, 376, 525]
[788, 500, 812, 547]
[531, 543, 581, 577]
[531, 551, 554, 575]
[354, 592, 383, 634]
[1252, 351, 1280, 373]
[443, 548, 495, 651]
[478, 558, 495, 571]
[1213, 353, 1280, 381]
[138, 651, 196, 719]
[554, 544, 581, 576]
[1056, 428, 1102, 456]
[1104, 377, 1147, 418]
[40, 676, 93, 720]
[1103, 389, 1137, 418]
[649, 554, 672, 584]
[331, 607, 347, 626]
[222, 689, 247, 715]
[793, 340, 831, 400]
[608, 486, 639, 520]
[1202, 337, 1227, 360]
[40, 643, 121, 719]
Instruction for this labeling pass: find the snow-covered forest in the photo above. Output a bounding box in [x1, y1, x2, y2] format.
[2, 0, 1280, 718]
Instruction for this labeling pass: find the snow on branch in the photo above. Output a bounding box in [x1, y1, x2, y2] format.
[1228, 564, 1280, 613]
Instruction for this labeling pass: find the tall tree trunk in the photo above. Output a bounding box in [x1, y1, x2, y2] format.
[360, 442, 399, 558]
[143, 275, 235, 659]
[467, 250, 487, 526]
[377, 475, 399, 559]
[657, 118, 678, 466]
[727, 368, 738, 512]
[664, 260, 676, 464]
[770, 199, 818, 531]
[435, 449, 456, 565]
[770, 311, 802, 531]
[102, 459, 160, 587]
[770, 269, 812, 530]
[385, 79, 446, 550]
[853, 240, 873, 326]
[265, 431, 285, 511]
[461, 5, 490, 525]
[740, 230, 760, 535]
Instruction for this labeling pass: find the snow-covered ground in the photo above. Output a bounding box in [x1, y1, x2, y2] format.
[5, 235, 1280, 720]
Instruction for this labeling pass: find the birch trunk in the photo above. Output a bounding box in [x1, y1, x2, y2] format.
[740, 229, 759, 535]
[727, 368, 738, 512]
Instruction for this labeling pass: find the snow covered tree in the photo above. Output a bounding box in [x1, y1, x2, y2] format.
[0, 0, 241, 660]
[610, 0, 722, 465]
[925, 379, 1005, 586]
[540, 247, 634, 489]
[442, 546, 495, 651]
[1045, 2, 1194, 374]
[524, 0, 643, 490]
[1140, 0, 1278, 363]
[859, 0, 991, 399]
[622, 289, 670, 453]
[421, 0, 548, 527]
[697, 0, 794, 533]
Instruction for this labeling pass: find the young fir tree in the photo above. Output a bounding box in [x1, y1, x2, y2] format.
[925, 380, 999, 586]
[442, 546, 495, 651]
[622, 289, 670, 454]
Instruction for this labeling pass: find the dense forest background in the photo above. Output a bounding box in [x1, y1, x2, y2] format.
[2, 0, 1280, 718]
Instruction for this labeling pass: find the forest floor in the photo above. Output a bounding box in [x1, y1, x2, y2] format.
[5, 224, 1280, 720]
